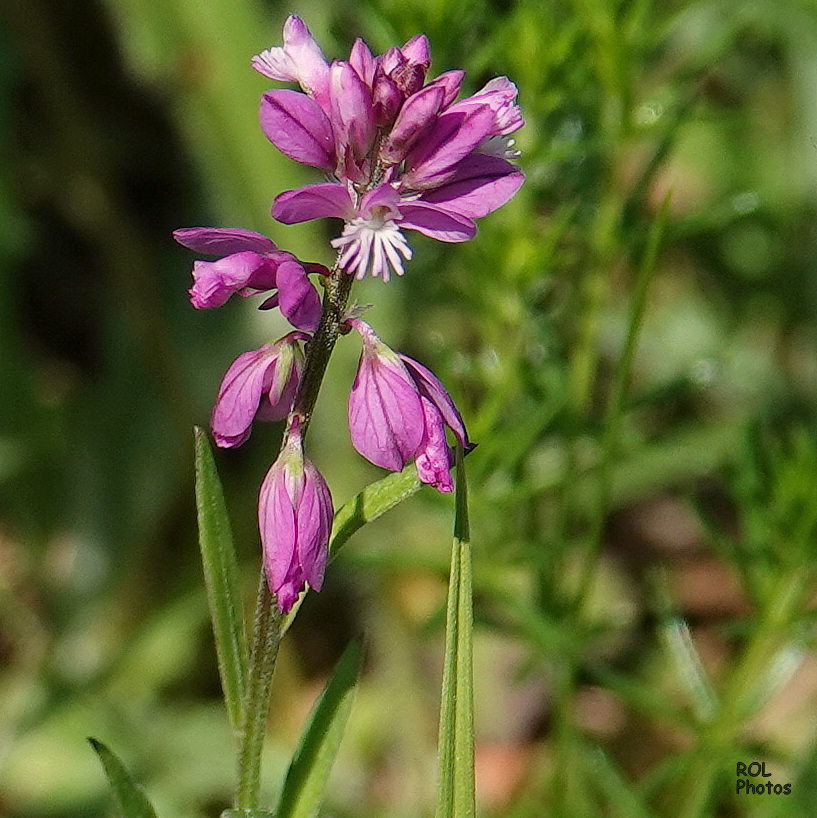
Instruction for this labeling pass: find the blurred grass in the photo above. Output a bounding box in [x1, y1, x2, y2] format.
[1, 0, 817, 816]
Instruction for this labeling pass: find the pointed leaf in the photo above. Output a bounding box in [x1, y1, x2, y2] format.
[276, 641, 364, 818]
[88, 738, 158, 818]
[435, 446, 475, 818]
[194, 426, 249, 736]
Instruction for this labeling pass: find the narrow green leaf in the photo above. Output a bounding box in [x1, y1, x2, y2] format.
[221, 810, 275, 817]
[194, 426, 249, 736]
[276, 641, 364, 818]
[329, 463, 421, 558]
[435, 446, 475, 818]
[88, 738, 158, 818]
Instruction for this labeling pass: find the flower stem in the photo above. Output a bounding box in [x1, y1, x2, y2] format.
[294, 262, 355, 432]
[235, 574, 282, 809]
[233, 258, 354, 810]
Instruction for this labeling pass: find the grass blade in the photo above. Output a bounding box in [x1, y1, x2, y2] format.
[194, 426, 249, 737]
[435, 446, 475, 818]
[88, 738, 158, 818]
[276, 641, 364, 818]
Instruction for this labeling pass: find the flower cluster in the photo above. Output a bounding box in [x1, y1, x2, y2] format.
[175, 17, 523, 611]
[260, 16, 524, 280]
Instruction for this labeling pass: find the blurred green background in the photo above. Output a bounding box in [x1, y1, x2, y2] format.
[2, 0, 817, 816]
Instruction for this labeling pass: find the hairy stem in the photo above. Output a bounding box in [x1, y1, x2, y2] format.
[235, 574, 282, 809]
[233, 258, 354, 810]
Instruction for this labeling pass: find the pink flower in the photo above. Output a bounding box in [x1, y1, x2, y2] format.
[255, 16, 525, 279]
[347, 320, 471, 492]
[173, 227, 326, 332]
[252, 16, 330, 110]
[259, 419, 333, 612]
[274, 182, 479, 281]
[211, 332, 308, 448]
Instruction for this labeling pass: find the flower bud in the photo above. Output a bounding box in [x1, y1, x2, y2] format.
[259, 419, 333, 613]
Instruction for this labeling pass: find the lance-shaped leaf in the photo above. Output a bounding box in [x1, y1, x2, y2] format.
[88, 738, 158, 818]
[276, 641, 364, 818]
[435, 446, 475, 818]
[194, 426, 249, 736]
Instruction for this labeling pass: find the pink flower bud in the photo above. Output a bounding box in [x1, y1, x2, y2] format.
[259, 420, 333, 613]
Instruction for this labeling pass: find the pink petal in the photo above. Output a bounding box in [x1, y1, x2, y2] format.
[253, 16, 330, 110]
[174, 227, 277, 256]
[297, 461, 333, 591]
[398, 354, 471, 449]
[398, 202, 476, 242]
[259, 462, 300, 610]
[400, 34, 431, 69]
[425, 70, 465, 107]
[329, 61, 376, 167]
[380, 84, 446, 165]
[401, 106, 496, 190]
[418, 154, 525, 219]
[211, 345, 278, 447]
[189, 251, 271, 309]
[348, 349, 425, 471]
[349, 38, 376, 86]
[272, 183, 354, 224]
[276, 260, 322, 332]
[414, 397, 454, 493]
[260, 90, 335, 170]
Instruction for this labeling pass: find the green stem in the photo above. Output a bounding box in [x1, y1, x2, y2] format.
[235, 575, 282, 809]
[233, 259, 355, 809]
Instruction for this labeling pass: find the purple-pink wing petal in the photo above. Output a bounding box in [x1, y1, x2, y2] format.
[349, 38, 376, 86]
[173, 227, 277, 256]
[297, 461, 333, 591]
[259, 463, 300, 611]
[272, 183, 354, 224]
[419, 154, 525, 219]
[425, 70, 465, 107]
[398, 354, 471, 449]
[275, 260, 322, 332]
[329, 60, 376, 160]
[211, 345, 277, 447]
[398, 202, 476, 242]
[260, 90, 335, 170]
[348, 353, 425, 471]
[402, 106, 496, 190]
[380, 84, 445, 165]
